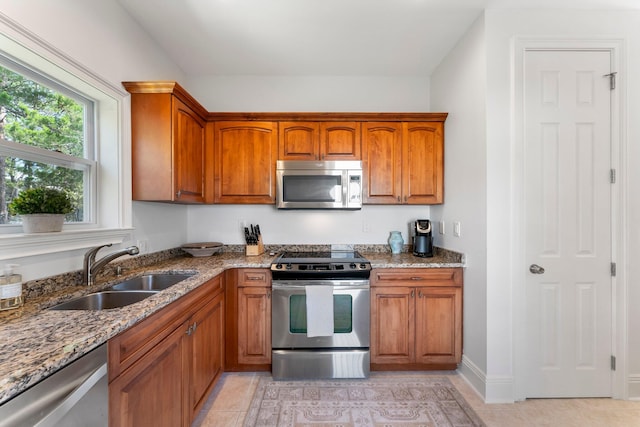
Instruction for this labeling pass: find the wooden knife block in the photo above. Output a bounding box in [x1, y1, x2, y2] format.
[245, 236, 264, 256]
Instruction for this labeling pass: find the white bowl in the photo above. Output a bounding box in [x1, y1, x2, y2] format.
[181, 242, 223, 257]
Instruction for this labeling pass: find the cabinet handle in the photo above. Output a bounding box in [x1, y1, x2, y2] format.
[411, 277, 424, 281]
[192, 321, 197, 332]
[247, 276, 262, 281]
[397, 196, 401, 202]
[176, 190, 182, 198]
[404, 196, 408, 202]
[186, 325, 192, 336]
[267, 291, 271, 299]
[410, 289, 414, 298]
[418, 290, 423, 298]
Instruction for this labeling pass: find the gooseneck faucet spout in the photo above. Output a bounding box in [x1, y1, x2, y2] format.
[83, 244, 140, 286]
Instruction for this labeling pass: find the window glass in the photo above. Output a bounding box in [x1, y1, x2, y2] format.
[289, 294, 353, 334]
[0, 59, 93, 225]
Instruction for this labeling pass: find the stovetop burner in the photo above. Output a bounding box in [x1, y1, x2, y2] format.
[271, 250, 371, 280]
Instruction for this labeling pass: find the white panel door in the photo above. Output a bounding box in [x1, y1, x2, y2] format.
[524, 50, 612, 398]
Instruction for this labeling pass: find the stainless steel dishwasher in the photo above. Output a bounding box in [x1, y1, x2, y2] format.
[0, 343, 108, 427]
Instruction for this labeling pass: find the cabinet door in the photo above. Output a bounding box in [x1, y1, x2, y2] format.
[173, 97, 207, 203]
[214, 121, 278, 203]
[320, 122, 361, 160]
[415, 287, 462, 365]
[402, 122, 444, 204]
[237, 286, 271, 365]
[188, 291, 224, 420]
[109, 322, 188, 427]
[370, 286, 414, 364]
[362, 122, 402, 204]
[279, 122, 320, 160]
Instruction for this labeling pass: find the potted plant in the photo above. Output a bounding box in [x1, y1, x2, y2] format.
[8, 187, 74, 233]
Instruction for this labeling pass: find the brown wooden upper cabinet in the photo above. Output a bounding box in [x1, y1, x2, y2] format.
[363, 121, 444, 204]
[279, 121, 361, 160]
[123, 81, 212, 204]
[212, 121, 278, 204]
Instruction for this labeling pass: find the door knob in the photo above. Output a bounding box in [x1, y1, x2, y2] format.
[529, 264, 545, 274]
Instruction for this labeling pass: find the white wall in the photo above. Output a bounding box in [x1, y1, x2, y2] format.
[0, 1, 187, 280]
[186, 76, 430, 112]
[188, 204, 430, 246]
[482, 9, 640, 401]
[429, 14, 488, 397]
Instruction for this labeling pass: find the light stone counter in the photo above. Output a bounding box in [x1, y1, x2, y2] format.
[0, 245, 463, 404]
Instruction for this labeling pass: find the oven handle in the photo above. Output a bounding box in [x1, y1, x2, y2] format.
[272, 281, 369, 290]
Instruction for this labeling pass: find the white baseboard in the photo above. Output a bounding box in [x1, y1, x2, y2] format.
[628, 374, 640, 400]
[458, 355, 515, 403]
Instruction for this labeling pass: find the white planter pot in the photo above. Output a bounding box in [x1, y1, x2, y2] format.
[21, 214, 65, 233]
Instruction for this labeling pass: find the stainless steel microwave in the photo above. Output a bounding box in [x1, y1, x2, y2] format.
[276, 160, 363, 209]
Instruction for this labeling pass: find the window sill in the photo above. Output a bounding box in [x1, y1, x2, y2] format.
[0, 228, 134, 261]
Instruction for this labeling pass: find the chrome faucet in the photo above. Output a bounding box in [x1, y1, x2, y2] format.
[83, 244, 140, 286]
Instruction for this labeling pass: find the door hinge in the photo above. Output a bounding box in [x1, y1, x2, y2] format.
[604, 72, 617, 90]
[610, 169, 616, 184]
[611, 355, 616, 371]
[611, 262, 617, 277]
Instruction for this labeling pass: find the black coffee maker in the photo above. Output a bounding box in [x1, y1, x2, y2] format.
[412, 219, 433, 257]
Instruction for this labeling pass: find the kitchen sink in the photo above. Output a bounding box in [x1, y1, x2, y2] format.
[106, 273, 193, 292]
[48, 291, 157, 310]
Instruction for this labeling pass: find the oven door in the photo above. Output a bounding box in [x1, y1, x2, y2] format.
[271, 280, 370, 349]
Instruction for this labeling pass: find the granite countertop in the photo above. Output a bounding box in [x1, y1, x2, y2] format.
[0, 246, 463, 404]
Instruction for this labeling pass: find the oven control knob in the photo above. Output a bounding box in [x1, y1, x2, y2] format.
[360, 263, 368, 269]
[275, 263, 283, 269]
[286, 263, 292, 270]
[349, 263, 356, 269]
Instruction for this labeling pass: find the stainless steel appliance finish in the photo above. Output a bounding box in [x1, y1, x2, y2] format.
[271, 251, 371, 380]
[276, 160, 363, 210]
[0, 344, 107, 427]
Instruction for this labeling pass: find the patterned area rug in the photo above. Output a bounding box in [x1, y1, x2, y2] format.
[243, 375, 485, 426]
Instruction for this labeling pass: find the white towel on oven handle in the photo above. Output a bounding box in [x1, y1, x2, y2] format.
[305, 285, 334, 337]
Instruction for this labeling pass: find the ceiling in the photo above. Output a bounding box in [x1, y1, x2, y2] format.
[117, 0, 640, 77]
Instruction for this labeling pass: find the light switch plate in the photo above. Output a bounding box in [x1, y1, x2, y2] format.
[453, 221, 461, 237]
[439, 220, 445, 234]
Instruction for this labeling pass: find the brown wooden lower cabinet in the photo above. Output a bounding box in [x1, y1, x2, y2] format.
[370, 268, 462, 370]
[108, 275, 224, 427]
[225, 268, 272, 371]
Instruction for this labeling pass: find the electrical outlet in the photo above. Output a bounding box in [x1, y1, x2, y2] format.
[136, 239, 148, 254]
[453, 221, 461, 237]
[362, 221, 371, 233]
[439, 220, 445, 235]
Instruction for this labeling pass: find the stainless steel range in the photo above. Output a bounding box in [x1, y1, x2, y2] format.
[270, 250, 371, 380]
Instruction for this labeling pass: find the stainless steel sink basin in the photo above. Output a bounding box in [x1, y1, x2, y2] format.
[49, 291, 157, 310]
[106, 273, 193, 291]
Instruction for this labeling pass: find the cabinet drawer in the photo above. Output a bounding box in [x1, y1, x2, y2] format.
[371, 268, 462, 287]
[237, 269, 271, 287]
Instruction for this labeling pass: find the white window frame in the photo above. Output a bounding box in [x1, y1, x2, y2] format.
[0, 14, 133, 260]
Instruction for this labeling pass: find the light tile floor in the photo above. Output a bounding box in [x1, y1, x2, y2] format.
[192, 372, 640, 427]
